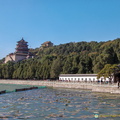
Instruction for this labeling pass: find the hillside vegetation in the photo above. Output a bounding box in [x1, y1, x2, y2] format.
[0, 38, 120, 80]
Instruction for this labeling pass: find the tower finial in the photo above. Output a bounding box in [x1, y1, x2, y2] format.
[22, 37, 24, 40]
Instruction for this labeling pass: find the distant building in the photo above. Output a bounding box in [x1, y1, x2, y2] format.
[41, 41, 53, 47]
[15, 38, 29, 54]
[5, 38, 33, 63]
[59, 74, 111, 82]
[39, 41, 53, 50]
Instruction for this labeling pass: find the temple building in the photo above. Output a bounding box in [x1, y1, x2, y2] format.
[15, 38, 29, 54]
[5, 38, 33, 63]
[41, 41, 53, 47]
[39, 41, 53, 50]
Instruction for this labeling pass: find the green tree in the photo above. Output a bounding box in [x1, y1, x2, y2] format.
[62, 56, 73, 74]
[50, 57, 62, 79]
[97, 64, 120, 82]
[2, 61, 14, 79]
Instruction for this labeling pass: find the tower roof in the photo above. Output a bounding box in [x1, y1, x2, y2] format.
[17, 38, 28, 43]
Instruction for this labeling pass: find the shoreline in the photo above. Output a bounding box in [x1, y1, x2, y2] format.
[0, 80, 120, 94]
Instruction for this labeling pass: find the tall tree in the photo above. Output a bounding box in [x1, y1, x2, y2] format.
[97, 64, 120, 82]
[50, 57, 62, 79]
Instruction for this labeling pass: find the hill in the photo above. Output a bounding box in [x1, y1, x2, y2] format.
[0, 38, 120, 79]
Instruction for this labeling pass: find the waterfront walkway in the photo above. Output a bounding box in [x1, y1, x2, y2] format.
[0, 80, 120, 94]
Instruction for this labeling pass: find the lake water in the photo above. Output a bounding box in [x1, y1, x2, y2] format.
[0, 84, 120, 120]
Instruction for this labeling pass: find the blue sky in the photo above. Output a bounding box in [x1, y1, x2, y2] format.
[0, 0, 120, 59]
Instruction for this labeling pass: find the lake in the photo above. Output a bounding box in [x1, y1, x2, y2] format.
[0, 84, 120, 120]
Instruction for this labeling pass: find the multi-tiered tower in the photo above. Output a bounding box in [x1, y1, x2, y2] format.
[15, 38, 29, 54]
[5, 38, 32, 63]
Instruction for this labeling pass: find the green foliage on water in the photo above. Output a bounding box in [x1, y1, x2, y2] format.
[0, 84, 46, 93]
[0, 38, 120, 79]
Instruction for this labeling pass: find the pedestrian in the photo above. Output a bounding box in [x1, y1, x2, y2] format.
[118, 82, 120, 88]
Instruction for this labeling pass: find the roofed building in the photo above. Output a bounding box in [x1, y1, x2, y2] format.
[59, 74, 111, 82]
[5, 38, 33, 63]
[41, 41, 53, 47]
[15, 38, 29, 54]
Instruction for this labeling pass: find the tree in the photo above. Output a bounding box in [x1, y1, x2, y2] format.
[62, 56, 73, 74]
[78, 54, 93, 74]
[1, 61, 14, 79]
[97, 64, 120, 82]
[50, 57, 62, 79]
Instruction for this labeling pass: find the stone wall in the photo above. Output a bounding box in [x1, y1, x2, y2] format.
[0, 80, 120, 94]
[5, 54, 15, 63]
[4, 54, 27, 63]
[15, 54, 27, 62]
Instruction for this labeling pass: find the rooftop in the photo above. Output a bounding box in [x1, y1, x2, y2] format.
[17, 38, 28, 43]
[59, 74, 98, 77]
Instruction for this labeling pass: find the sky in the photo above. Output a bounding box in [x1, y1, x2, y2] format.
[0, 0, 120, 59]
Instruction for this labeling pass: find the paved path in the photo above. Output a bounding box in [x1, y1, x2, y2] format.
[0, 80, 120, 94]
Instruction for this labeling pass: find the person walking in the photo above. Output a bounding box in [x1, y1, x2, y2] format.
[118, 82, 120, 88]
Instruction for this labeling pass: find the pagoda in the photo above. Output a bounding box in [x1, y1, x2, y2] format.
[5, 38, 32, 63]
[15, 38, 29, 54]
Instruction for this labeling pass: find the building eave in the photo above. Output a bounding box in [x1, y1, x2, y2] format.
[59, 74, 98, 77]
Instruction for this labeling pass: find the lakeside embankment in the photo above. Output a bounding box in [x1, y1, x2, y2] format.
[0, 80, 120, 94]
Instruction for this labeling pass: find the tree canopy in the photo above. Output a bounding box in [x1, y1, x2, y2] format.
[0, 38, 120, 80]
[97, 64, 120, 82]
